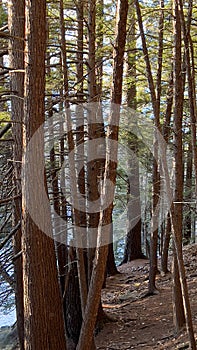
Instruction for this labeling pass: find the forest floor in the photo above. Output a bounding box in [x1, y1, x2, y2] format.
[96, 243, 197, 350]
[1, 244, 197, 349]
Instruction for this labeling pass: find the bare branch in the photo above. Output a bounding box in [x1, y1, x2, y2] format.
[0, 123, 11, 139]
[0, 194, 21, 205]
[0, 221, 21, 251]
[0, 261, 15, 290]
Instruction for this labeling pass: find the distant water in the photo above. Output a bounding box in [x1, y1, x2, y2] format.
[0, 309, 16, 327]
[0, 239, 124, 328]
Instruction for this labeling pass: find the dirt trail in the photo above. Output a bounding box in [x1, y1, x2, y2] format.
[96, 244, 197, 349]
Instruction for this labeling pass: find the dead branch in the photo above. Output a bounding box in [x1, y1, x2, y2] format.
[0, 123, 11, 139]
[0, 221, 21, 251]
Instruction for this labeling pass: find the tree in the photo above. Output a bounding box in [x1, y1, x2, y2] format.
[121, 0, 146, 263]
[135, 0, 162, 293]
[76, 1, 129, 348]
[8, 0, 25, 347]
[2, 1, 197, 347]
[22, 0, 66, 348]
[171, 0, 185, 331]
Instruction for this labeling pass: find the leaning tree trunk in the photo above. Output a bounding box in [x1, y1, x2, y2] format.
[161, 213, 171, 274]
[160, 69, 173, 273]
[76, 1, 129, 349]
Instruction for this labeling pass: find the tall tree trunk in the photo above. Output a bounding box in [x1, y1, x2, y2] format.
[96, 0, 104, 100]
[159, 141, 196, 349]
[160, 69, 173, 273]
[172, 0, 185, 331]
[76, 0, 84, 104]
[59, 1, 87, 346]
[8, 0, 25, 347]
[97, 0, 119, 276]
[121, 0, 145, 264]
[86, 1, 110, 339]
[184, 141, 192, 243]
[22, 0, 66, 348]
[76, 1, 128, 349]
[178, 0, 197, 234]
[75, 0, 89, 319]
[135, 0, 162, 293]
[158, 3, 196, 345]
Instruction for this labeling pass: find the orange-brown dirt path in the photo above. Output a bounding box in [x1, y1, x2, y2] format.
[96, 244, 197, 349]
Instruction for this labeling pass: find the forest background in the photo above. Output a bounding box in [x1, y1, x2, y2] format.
[0, 0, 197, 349]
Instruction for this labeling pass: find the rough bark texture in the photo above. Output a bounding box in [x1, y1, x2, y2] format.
[172, 0, 185, 331]
[76, 0, 84, 103]
[160, 69, 173, 273]
[107, 241, 119, 275]
[63, 247, 82, 346]
[178, 0, 197, 208]
[88, 0, 97, 101]
[184, 141, 192, 243]
[8, 0, 25, 347]
[76, 1, 128, 349]
[172, 247, 185, 332]
[135, 0, 161, 293]
[22, 0, 66, 348]
[107, 223, 119, 275]
[121, 6, 146, 263]
[159, 131, 196, 349]
[86, 2, 108, 333]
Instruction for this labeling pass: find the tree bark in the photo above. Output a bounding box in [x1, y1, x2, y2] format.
[135, 0, 162, 294]
[161, 213, 171, 274]
[172, 0, 185, 331]
[122, 3, 146, 263]
[183, 141, 192, 244]
[178, 0, 197, 235]
[8, 0, 25, 347]
[76, 1, 128, 349]
[22, 0, 66, 348]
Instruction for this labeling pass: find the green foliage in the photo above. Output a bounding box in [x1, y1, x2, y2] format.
[0, 4, 7, 27]
[0, 112, 10, 123]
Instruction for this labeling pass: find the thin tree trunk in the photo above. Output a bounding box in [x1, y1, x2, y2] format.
[159, 130, 196, 350]
[8, 0, 25, 347]
[75, 0, 88, 317]
[184, 141, 192, 243]
[178, 0, 197, 227]
[160, 67, 173, 273]
[76, 1, 128, 348]
[161, 213, 171, 274]
[59, 1, 87, 346]
[96, 0, 104, 100]
[107, 224, 119, 275]
[172, 0, 185, 331]
[86, 2, 108, 329]
[135, 0, 162, 293]
[122, 1, 145, 263]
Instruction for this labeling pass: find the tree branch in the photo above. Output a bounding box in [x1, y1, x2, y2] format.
[0, 123, 11, 139]
[0, 221, 21, 251]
